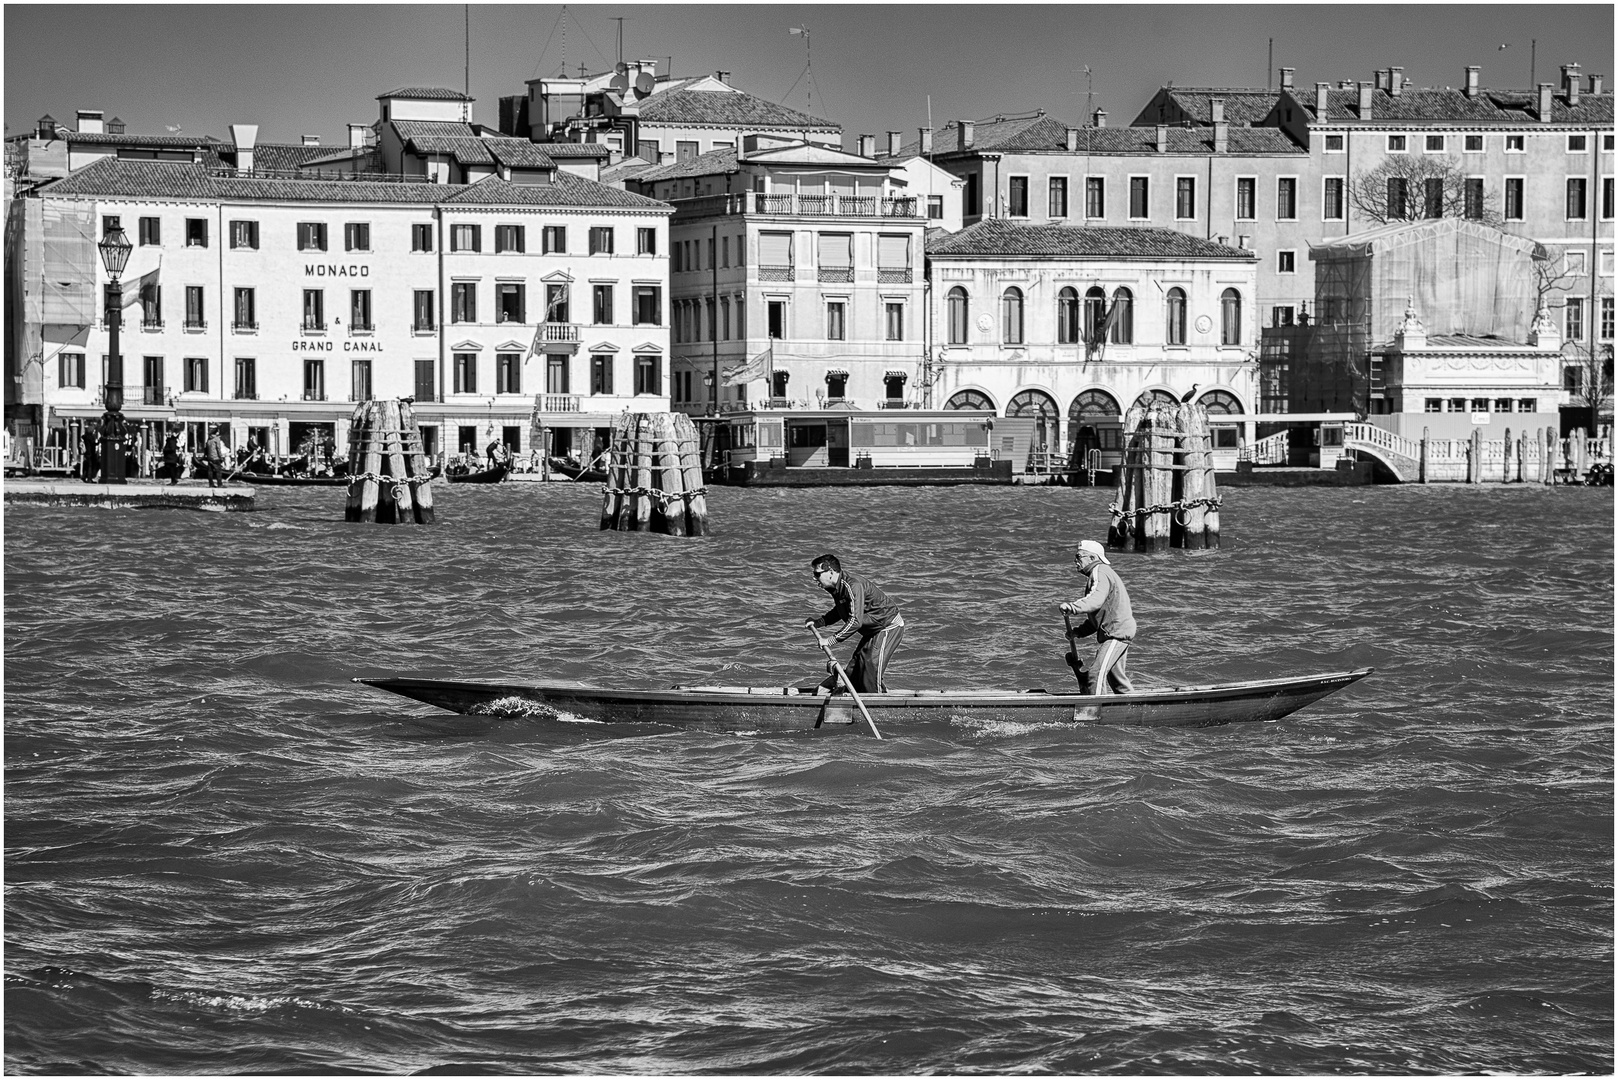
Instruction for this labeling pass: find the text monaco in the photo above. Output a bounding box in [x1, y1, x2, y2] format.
[305, 264, 371, 277]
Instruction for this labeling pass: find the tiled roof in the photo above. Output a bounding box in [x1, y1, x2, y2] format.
[536, 142, 612, 158]
[1305, 85, 1612, 124]
[889, 112, 1302, 158]
[632, 146, 740, 182]
[926, 219, 1256, 260]
[59, 131, 223, 148]
[378, 87, 473, 101]
[402, 134, 556, 169]
[600, 158, 661, 185]
[389, 119, 478, 143]
[1136, 88, 1281, 126]
[247, 143, 356, 171]
[635, 87, 838, 131]
[439, 172, 670, 210]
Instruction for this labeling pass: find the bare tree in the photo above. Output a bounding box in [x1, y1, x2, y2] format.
[1347, 157, 1503, 227]
[1562, 339, 1613, 432]
[1530, 244, 1583, 312]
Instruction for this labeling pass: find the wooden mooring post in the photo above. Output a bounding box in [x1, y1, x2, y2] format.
[1107, 401, 1221, 553]
[344, 399, 435, 524]
[599, 411, 709, 535]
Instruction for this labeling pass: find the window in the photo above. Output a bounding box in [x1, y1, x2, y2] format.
[302, 289, 324, 330]
[1519, 397, 1538, 413]
[302, 359, 325, 401]
[1175, 176, 1196, 219]
[1567, 177, 1588, 219]
[1424, 177, 1444, 218]
[768, 300, 786, 340]
[414, 359, 436, 402]
[1566, 297, 1584, 341]
[826, 372, 847, 400]
[1565, 250, 1586, 275]
[1128, 176, 1149, 218]
[1002, 287, 1024, 344]
[1165, 287, 1187, 346]
[143, 356, 165, 403]
[1448, 397, 1467, 412]
[1049, 176, 1068, 218]
[233, 287, 255, 330]
[1603, 249, 1615, 276]
[351, 359, 372, 401]
[413, 290, 434, 332]
[676, 140, 699, 162]
[927, 195, 943, 220]
[1424, 398, 1443, 413]
[102, 215, 121, 238]
[1387, 134, 1408, 153]
[453, 352, 477, 394]
[1272, 305, 1296, 327]
[1324, 134, 1345, 153]
[1464, 134, 1484, 153]
[1505, 177, 1525, 220]
[344, 222, 370, 252]
[759, 231, 792, 273]
[412, 223, 433, 252]
[589, 226, 614, 254]
[1235, 176, 1256, 220]
[1085, 176, 1105, 219]
[705, 297, 715, 341]
[1494, 398, 1514, 413]
[1109, 288, 1133, 345]
[947, 287, 968, 344]
[1505, 134, 1525, 153]
[185, 218, 208, 247]
[139, 216, 161, 246]
[592, 284, 614, 325]
[964, 172, 980, 217]
[140, 281, 162, 328]
[234, 357, 257, 400]
[1465, 178, 1485, 219]
[542, 226, 566, 254]
[885, 301, 904, 341]
[1007, 175, 1029, 217]
[451, 282, 477, 323]
[229, 220, 259, 249]
[634, 355, 660, 395]
[1425, 134, 1446, 153]
[496, 352, 521, 394]
[590, 354, 614, 395]
[496, 283, 525, 324]
[1276, 177, 1297, 220]
[1563, 366, 1583, 393]
[826, 301, 846, 341]
[351, 289, 372, 331]
[1057, 287, 1080, 344]
[633, 286, 661, 325]
[58, 351, 85, 389]
[297, 222, 327, 251]
[818, 232, 853, 282]
[183, 286, 205, 329]
[1568, 134, 1589, 153]
[1603, 177, 1615, 220]
[1387, 176, 1409, 219]
[671, 243, 683, 274]
[1220, 288, 1242, 345]
[1323, 176, 1345, 220]
[451, 224, 481, 252]
[637, 227, 656, 255]
[721, 296, 730, 339]
[1277, 250, 1296, 273]
[495, 224, 525, 253]
[1083, 287, 1106, 341]
[1601, 296, 1614, 341]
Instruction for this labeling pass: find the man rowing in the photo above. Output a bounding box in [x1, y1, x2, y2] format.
[1059, 540, 1136, 694]
[804, 553, 904, 694]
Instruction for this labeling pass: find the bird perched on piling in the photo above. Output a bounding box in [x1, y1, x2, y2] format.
[1180, 383, 1199, 403]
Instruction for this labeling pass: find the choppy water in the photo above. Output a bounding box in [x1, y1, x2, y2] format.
[5, 481, 1612, 1074]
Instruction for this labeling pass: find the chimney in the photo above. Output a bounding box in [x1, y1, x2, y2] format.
[1591, 74, 1604, 95]
[1464, 66, 1480, 99]
[1563, 64, 1581, 106]
[958, 121, 974, 150]
[1374, 70, 1389, 92]
[1210, 99, 1225, 124]
[1358, 82, 1374, 119]
[886, 130, 902, 157]
[1211, 100, 1228, 153]
[1390, 67, 1405, 96]
[1279, 66, 1295, 89]
[1156, 123, 1168, 152]
[230, 123, 259, 172]
[1537, 82, 1555, 121]
[301, 134, 320, 146]
[1065, 126, 1079, 151]
[1339, 80, 1354, 90]
[36, 115, 55, 139]
[919, 127, 934, 155]
[857, 133, 876, 157]
[106, 116, 126, 135]
[1316, 82, 1331, 115]
[715, 70, 730, 84]
[348, 123, 368, 149]
[1093, 109, 1108, 128]
[76, 109, 104, 134]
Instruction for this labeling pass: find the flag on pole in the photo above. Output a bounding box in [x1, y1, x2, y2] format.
[530, 283, 569, 358]
[722, 345, 771, 386]
[1084, 299, 1121, 364]
[123, 254, 162, 308]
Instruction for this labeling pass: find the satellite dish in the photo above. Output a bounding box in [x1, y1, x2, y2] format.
[634, 71, 655, 95]
[614, 62, 629, 75]
[610, 72, 630, 92]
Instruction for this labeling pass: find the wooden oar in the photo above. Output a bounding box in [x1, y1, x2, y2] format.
[1063, 614, 1091, 692]
[806, 624, 884, 740]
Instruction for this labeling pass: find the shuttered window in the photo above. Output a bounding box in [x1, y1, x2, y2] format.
[759, 232, 793, 265]
[817, 233, 852, 268]
[877, 235, 910, 268]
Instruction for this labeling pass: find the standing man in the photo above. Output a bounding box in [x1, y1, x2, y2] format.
[1059, 540, 1136, 694]
[805, 553, 904, 694]
[203, 426, 229, 488]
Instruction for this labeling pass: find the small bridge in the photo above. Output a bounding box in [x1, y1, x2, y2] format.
[1342, 424, 1422, 481]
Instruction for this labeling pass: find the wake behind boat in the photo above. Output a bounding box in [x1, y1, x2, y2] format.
[353, 668, 1372, 734]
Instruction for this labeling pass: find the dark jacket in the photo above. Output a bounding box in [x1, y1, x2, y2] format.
[1066, 564, 1136, 642]
[813, 570, 900, 644]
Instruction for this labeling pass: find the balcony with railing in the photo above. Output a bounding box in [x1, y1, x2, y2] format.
[758, 265, 796, 282]
[538, 322, 581, 344]
[536, 394, 582, 413]
[301, 390, 327, 402]
[817, 266, 853, 283]
[183, 318, 206, 331]
[877, 267, 913, 284]
[141, 317, 164, 331]
[232, 320, 258, 332]
[671, 191, 921, 222]
[142, 386, 165, 405]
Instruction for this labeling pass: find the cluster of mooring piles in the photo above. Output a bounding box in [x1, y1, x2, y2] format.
[345, 399, 435, 524]
[1108, 400, 1221, 551]
[599, 412, 709, 535]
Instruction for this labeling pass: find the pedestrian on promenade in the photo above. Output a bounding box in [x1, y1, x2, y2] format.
[805, 553, 905, 694]
[1059, 540, 1136, 694]
[162, 430, 181, 484]
[204, 427, 228, 487]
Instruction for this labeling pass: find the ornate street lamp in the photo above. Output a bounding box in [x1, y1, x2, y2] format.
[97, 226, 134, 483]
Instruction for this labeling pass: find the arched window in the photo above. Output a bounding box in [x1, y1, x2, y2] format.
[1197, 388, 1244, 415]
[1007, 389, 1060, 451]
[944, 388, 995, 411]
[1084, 287, 1106, 342]
[1165, 287, 1187, 346]
[1221, 288, 1242, 345]
[1109, 287, 1133, 344]
[947, 287, 969, 345]
[1002, 287, 1024, 344]
[1056, 287, 1080, 344]
[1068, 389, 1122, 456]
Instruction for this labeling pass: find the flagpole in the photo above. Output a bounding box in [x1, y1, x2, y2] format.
[767, 342, 774, 403]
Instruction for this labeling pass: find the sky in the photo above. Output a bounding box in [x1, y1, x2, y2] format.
[4, 4, 1613, 150]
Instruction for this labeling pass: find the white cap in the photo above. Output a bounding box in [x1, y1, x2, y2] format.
[1077, 539, 1111, 565]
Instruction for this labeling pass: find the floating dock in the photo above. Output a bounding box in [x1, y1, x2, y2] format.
[3, 478, 255, 511]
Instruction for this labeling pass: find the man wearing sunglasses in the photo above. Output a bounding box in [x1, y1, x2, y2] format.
[805, 553, 904, 694]
[1059, 540, 1136, 694]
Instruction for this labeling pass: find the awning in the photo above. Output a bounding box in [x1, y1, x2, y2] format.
[825, 368, 849, 377]
[884, 369, 909, 379]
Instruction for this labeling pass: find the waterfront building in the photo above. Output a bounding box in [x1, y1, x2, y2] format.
[924, 219, 1260, 467]
[628, 139, 928, 415]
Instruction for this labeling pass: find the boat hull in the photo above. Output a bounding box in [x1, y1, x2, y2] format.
[448, 463, 511, 484]
[238, 472, 350, 487]
[353, 669, 1371, 733]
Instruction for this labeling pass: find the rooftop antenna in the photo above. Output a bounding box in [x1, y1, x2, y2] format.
[464, 5, 470, 101]
[1082, 65, 1093, 224]
[1267, 38, 1273, 89]
[789, 26, 815, 115]
[559, 5, 568, 79]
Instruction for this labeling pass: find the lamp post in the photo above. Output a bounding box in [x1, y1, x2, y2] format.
[703, 372, 715, 415]
[97, 226, 133, 483]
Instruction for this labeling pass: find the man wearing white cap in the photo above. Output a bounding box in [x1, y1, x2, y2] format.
[1059, 540, 1136, 694]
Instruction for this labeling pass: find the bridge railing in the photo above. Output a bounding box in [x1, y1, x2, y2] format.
[1240, 430, 1289, 465]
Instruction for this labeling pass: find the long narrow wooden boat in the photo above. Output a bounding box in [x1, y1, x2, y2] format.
[238, 472, 350, 487]
[353, 668, 1371, 734]
[447, 462, 511, 485]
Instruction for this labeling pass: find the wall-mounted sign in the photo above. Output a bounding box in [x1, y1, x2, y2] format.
[305, 264, 371, 277]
